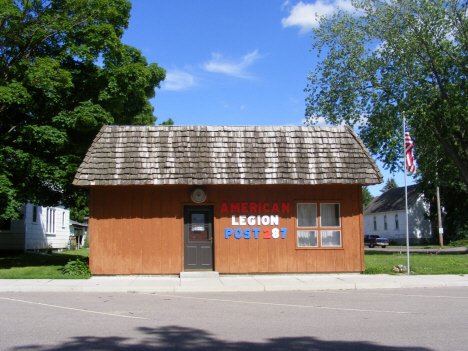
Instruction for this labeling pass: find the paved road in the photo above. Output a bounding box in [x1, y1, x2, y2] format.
[365, 246, 468, 253]
[1, 287, 467, 350]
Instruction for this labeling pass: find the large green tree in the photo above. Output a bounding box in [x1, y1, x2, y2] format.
[305, 0, 468, 240]
[362, 186, 374, 207]
[305, 0, 468, 189]
[0, 0, 169, 220]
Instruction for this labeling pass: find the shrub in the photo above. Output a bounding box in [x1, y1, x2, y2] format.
[448, 239, 468, 247]
[45, 244, 53, 254]
[83, 237, 89, 249]
[62, 258, 91, 277]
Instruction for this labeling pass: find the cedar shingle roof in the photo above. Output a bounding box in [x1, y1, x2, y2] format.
[363, 185, 420, 214]
[73, 125, 383, 186]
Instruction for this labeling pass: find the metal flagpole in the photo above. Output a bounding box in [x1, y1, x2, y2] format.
[403, 112, 410, 275]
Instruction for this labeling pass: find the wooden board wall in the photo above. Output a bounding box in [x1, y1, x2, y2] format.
[89, 184, 364, 275]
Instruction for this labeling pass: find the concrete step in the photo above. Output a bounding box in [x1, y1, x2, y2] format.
[180, 271, 219, 278]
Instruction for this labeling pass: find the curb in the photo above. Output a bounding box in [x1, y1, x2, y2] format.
[1, 274, 467, 293]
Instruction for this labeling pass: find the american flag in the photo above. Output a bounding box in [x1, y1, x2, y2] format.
[405, 126, 416, 173]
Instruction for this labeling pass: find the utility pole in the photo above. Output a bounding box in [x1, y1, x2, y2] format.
[436, 185, 444, 247]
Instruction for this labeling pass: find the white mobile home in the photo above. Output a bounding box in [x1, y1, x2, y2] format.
[0, 203, 70, 251]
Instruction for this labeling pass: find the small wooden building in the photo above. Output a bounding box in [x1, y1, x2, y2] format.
[74, 125, 382, 275]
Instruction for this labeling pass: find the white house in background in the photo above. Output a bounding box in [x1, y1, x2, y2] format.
[69, 220, 88, 249]
[363, 185, 433, 244]
[0, 203, 70, 251]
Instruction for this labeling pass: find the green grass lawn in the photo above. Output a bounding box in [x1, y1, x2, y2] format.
[364, 251, 468, 275]
[0, 249, 89, 279]
[1, 248, 467, 278]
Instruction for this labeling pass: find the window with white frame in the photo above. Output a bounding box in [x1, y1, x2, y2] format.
[62, 211, 66, 228]
[321, 203, 340, 227]
[297, 203, 341, 248]
[46, 208, 56, 234]
[384, 215, 387, 230]
[297, 203, 317, 227]
[395, 214, 399, 230]
[297, 230, 318, 247]
[373, 216, 377, 231]
[297, 203, 318, 247]
[321, 230, 341, 247]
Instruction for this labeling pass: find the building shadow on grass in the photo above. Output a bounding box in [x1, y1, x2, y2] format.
[12, 325, 430, 351]
[0, 251, 87, 270]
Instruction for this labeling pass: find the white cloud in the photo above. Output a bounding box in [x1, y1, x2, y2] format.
[162, 70, 195, 91]
[304, 114, 368, 128]
[203, 50, 261, 78]
[304, 116, 331, 126]
[282, 1, 354, 34]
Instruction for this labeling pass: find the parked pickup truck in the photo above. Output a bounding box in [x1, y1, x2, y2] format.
[364, 235, 389, 248]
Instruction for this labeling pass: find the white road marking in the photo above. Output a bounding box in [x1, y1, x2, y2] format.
[143, 293, 412, 314]
[330, 291, 468, 299]
[0, 297, 149, 320]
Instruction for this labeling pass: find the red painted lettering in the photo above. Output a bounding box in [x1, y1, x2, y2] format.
[249, 202, 258, 213]
[230, 202, 240, 213]
[241, 202, 248, 213]
[263, 228, 272, 239]
[271, 202, 280, 213]
[220, 202, 229, 213]
[282, 202, 290, 213]
[263, 203, 270, 213]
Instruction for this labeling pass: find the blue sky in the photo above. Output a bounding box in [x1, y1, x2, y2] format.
[121, 0, 416, 196]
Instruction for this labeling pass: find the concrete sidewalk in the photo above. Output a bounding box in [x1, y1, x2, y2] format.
[1, 274, 468, 293]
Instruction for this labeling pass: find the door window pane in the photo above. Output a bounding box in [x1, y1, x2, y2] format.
[189, 212, 208, 241]
[321, 204, 340, 227]
[321, 230, 341, 247]
[297, 203, 317, 227]
[297, 230, 318, 247]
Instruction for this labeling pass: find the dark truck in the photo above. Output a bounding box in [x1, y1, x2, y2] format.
[364, 235, 389, 248]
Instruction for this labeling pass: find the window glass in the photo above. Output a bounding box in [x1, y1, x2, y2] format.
[46, 208, 56, 234]
[395, 214, 399, 229]
[321, 230, 341, 247]
[32, 206, 37, 223]
[321, 204, 340, 227]
[297, 204, 317, 227]
[373, 216, 377, 231]
[0, 218, 11, 231]
[297, 230, 318, 247]
[384, 215, 387, 230]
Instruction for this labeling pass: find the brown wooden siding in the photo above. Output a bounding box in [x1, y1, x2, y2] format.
[89, 184, 364, 275]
